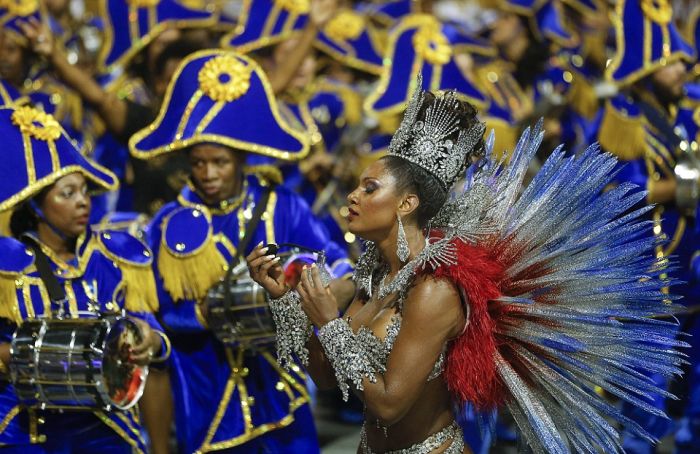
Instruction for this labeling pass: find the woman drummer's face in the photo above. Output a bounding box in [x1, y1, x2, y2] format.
[40, 173, 91, 238]
[345, 159, 403, 241]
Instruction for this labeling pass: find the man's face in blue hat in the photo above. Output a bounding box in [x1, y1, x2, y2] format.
[188, 144, 245, 204]
[649, 60, 686, 105]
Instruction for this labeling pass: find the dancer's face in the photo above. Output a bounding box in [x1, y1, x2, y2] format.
[346, 159, 405, 241]
[40, 173, 91, 238]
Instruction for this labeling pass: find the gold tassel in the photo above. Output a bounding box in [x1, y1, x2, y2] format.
[483, 116, 519, 163]
[0, 275, 23, 325]
[568, 75, 599, 119]
[0, 210, 13, 236]
[598, 101, 646, 161]
[338, 88, 362, 125]
[120, 264, 159, 313]
[377, 114, 400, 134]
[157, 238, 225, 302]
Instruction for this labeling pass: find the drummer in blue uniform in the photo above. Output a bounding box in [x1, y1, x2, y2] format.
[0, 104, 169, 453]
[129, 48, 352, 453]
[593, 1, 698, 452]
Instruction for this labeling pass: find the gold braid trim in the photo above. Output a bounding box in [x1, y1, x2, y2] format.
[158, 236, 225, 302]
[598, 101, 646, 160]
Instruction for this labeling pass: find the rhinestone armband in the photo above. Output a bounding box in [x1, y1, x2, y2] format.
[269, 290, 313, 368]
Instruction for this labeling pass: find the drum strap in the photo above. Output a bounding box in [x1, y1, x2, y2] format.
[222, 188, 273, 300]
[238, 188, 273, 260]
[21, 235, 67, 306]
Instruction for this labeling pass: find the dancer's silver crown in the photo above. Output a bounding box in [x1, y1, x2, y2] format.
[387, 74, 486, 190]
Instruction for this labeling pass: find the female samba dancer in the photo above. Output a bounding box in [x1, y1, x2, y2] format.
[0, 105, 168, 453]
[248, 80, 687, 453]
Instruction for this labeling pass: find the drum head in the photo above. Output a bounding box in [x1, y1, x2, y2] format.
[101, 318, 148, 410]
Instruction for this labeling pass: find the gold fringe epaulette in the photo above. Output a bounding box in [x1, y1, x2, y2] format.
[0, 210, 13, 236]
[120, 265, 159, 313]
[0, 237, 36, 325]
[157, 208, 225, 302]
[0, 274, 23, 325]
[568, 74, 599, 119]
[598, 100, 646, 161]
[95, 231, 159, 313]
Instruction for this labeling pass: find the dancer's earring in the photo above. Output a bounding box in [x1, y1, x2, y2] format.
[396, 213, 410, 262]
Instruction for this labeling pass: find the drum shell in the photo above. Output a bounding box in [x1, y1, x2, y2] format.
[205, 263, 276, 348]
[9, 316, 148, 411]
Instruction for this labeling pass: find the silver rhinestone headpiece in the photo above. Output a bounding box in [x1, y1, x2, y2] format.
[387, 75, 486, 190]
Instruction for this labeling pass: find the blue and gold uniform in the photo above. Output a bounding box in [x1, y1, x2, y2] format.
[0, 105, 165, 453]
[595, 1, 697, 452]
[129, 49, 351, 453]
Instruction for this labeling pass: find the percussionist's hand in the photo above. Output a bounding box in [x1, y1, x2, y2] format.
[298, 264, 338, 328]
[246, 242, 289, 299]
[17, 16, 54, 58]
[129, 318, 162, 366]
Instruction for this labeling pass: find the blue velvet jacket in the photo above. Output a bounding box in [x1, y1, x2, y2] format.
[147, 175, 351, 453]
[0, 228, 163, 452]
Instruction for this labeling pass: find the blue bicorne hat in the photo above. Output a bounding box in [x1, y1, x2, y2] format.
[561, 0, 606, 18]
[493, 0, 577, 48]
[0, 105, 118, 211]
[96, 0, 218, 74]
[359, 0, 415, 28]
[607, 0, 695, 87]
[315, 9, 385, 76]
[129, 49, 310, 160]
[364, 14, 489, 117]
[221, 0, 309, 53]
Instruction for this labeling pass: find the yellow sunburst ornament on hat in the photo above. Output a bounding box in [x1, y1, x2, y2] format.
[4, 0, 39, 16]
[324, 10, 365, 42]
[413, 25, 452, 66]
[11, 106, 61, 142]
[198, 55, 252, 102]
[274, 0, 310, 15]
[641, 0, 672, 25]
